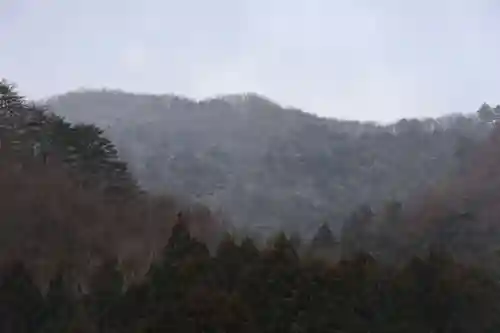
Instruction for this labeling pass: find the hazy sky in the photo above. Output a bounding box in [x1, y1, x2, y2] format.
[1, 0, 499, 121]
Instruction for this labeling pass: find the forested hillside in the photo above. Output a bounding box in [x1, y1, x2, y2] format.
[2, 80, 500, 332]
[0, 80, 222, 285]
[48, 90, 492, 235]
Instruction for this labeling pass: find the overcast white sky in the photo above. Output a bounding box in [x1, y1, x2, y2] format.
[1, 0, 499, 121]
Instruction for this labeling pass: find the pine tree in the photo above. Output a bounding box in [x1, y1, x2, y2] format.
[0, 261, 44, 333]
[308, 223, 339, 261]
[40, 269, 78, 333]
[86, 258, 124, 331]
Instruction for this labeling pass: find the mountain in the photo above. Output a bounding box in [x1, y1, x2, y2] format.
[3, 81, 500, 333]
[46, 90, 491, 235]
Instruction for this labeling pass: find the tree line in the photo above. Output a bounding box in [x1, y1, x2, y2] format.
[2, 79, 500, 332]
[0, 220, 498, 333]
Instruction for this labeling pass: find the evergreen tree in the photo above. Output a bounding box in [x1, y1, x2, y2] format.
[307, 223, 339, 261]
[40, 269, 78, 333]
[86, 258, 124, 331]
[0, 261, 44, 333]
[341, 205, 374, 259]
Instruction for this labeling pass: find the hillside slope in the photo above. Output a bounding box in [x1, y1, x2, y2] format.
[0, 81, 222, 284]
[47, 90, 491, 234]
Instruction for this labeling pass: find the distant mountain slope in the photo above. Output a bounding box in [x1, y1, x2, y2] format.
[47, 90, 491, 234]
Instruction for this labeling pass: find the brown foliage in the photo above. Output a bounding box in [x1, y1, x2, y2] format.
[0, 154, 221, 286]
[397, 124, 500, 265]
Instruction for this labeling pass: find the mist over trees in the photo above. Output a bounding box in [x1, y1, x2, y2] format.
[44, 86, 500, 268]
[2, 79, 500, 332]
[48, 90, 491, 235]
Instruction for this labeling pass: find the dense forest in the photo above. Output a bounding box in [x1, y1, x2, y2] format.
[2, 79, 500, 332]
[48, 90, 492, 235]
[2, 220, 499, 333]
[0, 80, 222, 285]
